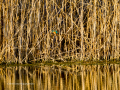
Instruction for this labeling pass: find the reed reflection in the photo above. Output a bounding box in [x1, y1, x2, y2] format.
[0, 64, 120, 90]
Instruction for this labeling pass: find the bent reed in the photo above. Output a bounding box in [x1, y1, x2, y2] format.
[0, 0, 120, 64]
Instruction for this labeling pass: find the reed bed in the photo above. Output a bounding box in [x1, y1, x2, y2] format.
[0, 64, 120, 90]
[0, 0, 120, 64]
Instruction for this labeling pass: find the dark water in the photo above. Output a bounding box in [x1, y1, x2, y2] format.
[0, 63, 120, 90]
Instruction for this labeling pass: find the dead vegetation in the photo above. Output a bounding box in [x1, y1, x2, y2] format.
[0, 0, 120, 64]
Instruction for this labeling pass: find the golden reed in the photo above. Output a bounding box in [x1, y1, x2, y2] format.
[0, 0, 120, 63]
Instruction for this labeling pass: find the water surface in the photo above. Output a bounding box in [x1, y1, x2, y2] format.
[0, 63, 120, 90]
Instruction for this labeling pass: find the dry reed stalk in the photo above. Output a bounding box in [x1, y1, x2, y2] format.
[3, 1, 8, 61]
[10, 0, 15, 62]
[32, 0, 35, 61]
[58, 14, 61, 60]
[117, 5, 120, 59]
[0, 0, 3, 62]
[0, 0, 120, 63]
[26, 12, 29, 63]
[80, 0, 84, 60]
[70, 0, 73, 59]
[64, 0, 67, 58]
[36, 0, 41, 59]
[114, 0, 119, 59]
[104, 0, 107, 60]
[93, 0, 97, 60]
[0, 0, 2, 53]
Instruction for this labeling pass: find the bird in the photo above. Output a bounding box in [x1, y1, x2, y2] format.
[51, 30, 59, 47]
[52, 30, 58, 35]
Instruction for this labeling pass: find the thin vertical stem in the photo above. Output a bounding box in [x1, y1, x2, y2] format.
[81, 0, 84, 60]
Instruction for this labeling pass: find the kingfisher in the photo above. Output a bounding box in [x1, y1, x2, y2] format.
[52, 30, 58, 35]
[51, 30, 59, 46]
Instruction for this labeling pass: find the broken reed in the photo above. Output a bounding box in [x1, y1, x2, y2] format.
[0, 0, 120, 64]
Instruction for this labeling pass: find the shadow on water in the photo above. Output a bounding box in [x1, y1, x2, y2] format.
[0, 63, 120, 90]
